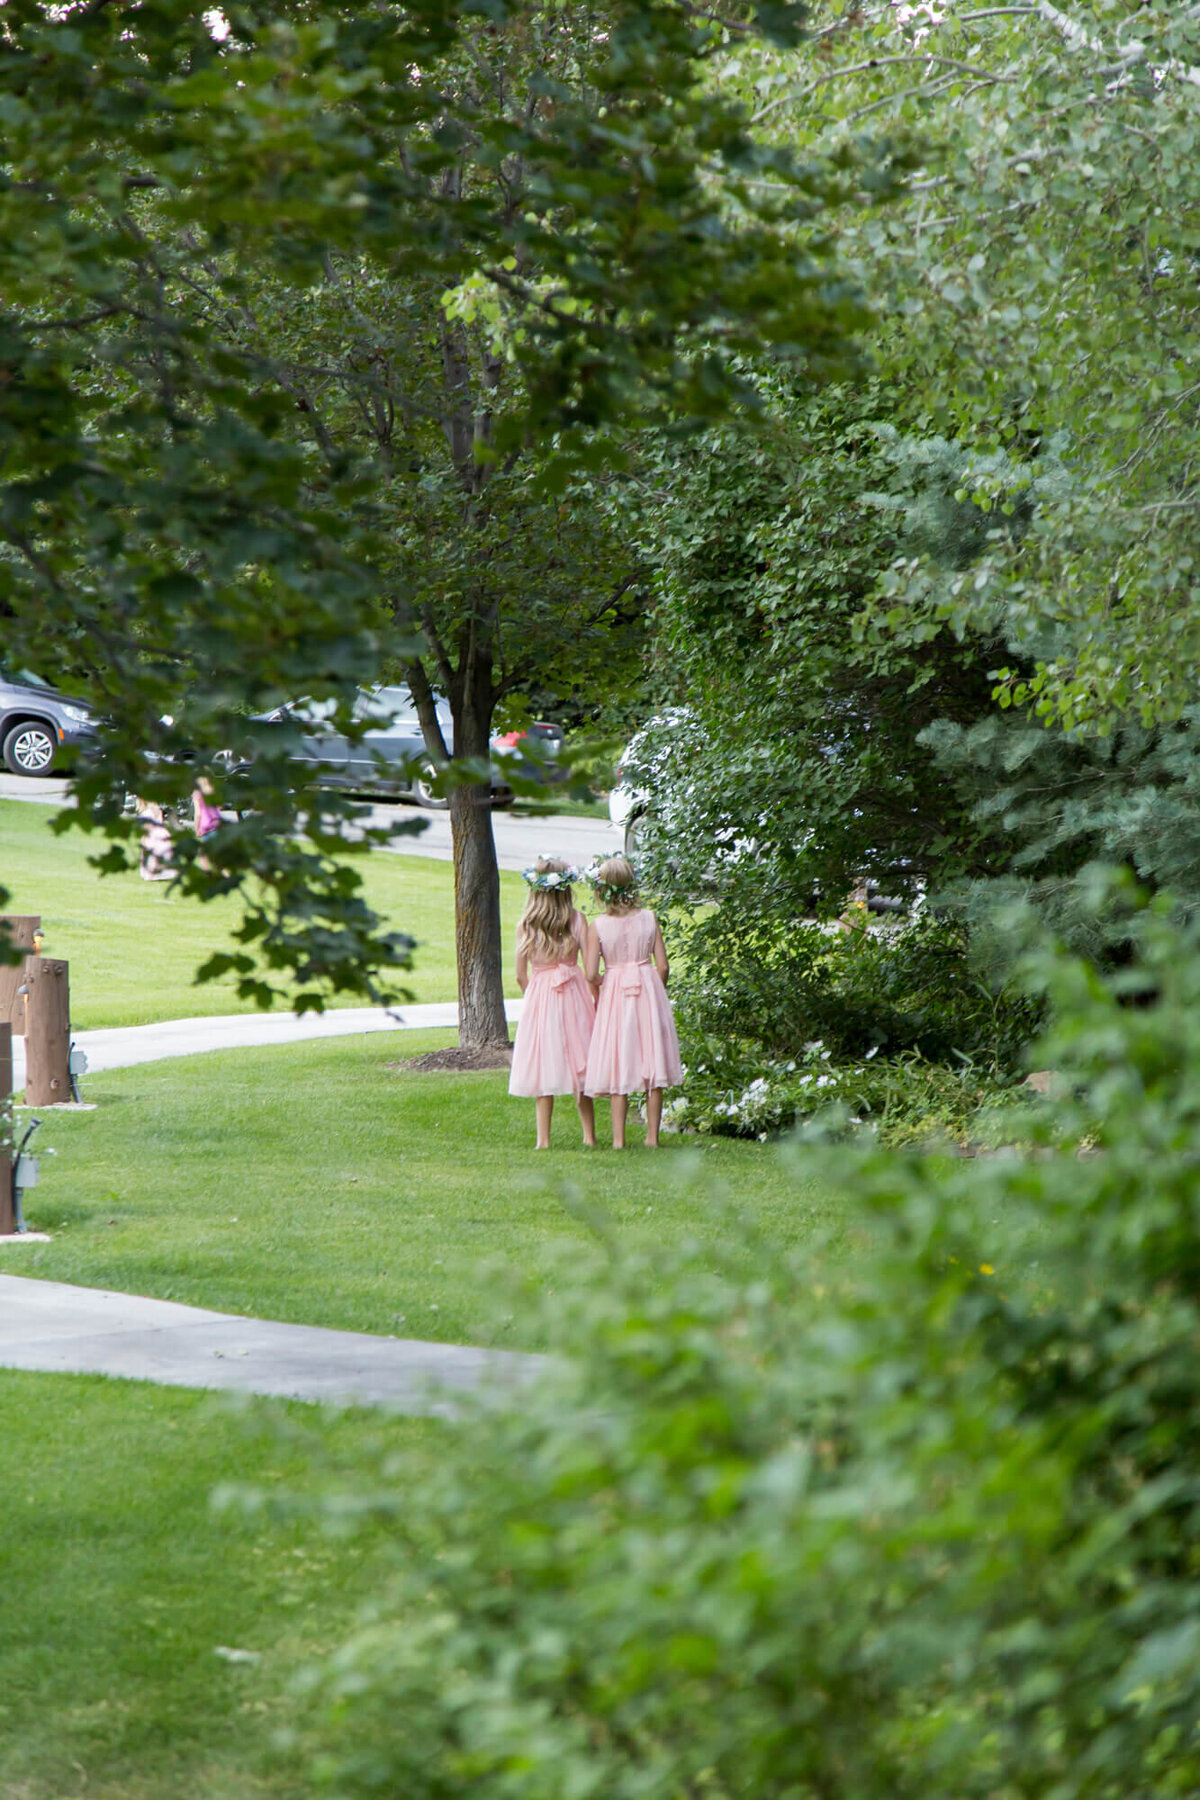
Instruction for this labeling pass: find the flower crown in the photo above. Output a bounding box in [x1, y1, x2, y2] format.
[582, 860, 638, 907]
[521, 862, 580, 892]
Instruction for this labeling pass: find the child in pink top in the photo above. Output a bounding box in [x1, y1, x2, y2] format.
[583, 855, 682, 1149]
[509, 858, 597, 1150]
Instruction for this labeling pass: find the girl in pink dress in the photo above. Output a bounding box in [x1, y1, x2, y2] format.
[509, 858, 597, 1150]
[583, 855, 682, 1149]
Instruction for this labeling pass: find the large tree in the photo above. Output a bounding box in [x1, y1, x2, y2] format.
[724, 0, 1200, 735]
[627, 0, 1200, 965]
[0, 0, 870, 1027]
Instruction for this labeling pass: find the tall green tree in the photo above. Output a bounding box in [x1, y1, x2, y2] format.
[727, 0, 1200, 734]
[0, 0, 869, 1020]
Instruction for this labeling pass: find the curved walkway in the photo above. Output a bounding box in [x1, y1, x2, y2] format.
[12, 996, 525, 1086]
[2, 998, 538, 1413]
[0, 1274, 542, 1414]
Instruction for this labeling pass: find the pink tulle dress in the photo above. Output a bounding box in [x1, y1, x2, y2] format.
[508, 910, 596, 1098]
[584, 908, 683, 1097]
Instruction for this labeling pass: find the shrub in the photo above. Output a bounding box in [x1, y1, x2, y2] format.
[296, 895, 1200, 1799]
[670, 910, 1040, 1071]
[671, 1032, 1024, 1145]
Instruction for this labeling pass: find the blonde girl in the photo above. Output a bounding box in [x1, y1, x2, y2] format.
[508, 857, 597, 1150]
[583, 855, 682, 1149]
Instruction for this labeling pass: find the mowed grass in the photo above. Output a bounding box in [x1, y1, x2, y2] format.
[0, 797, 527, 1027]
[0, 1372, 436, 1800]
[0, 1036, 845, 1799]
[4, 1029, 844, 1347]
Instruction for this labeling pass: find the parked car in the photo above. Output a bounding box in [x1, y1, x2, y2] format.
[608, 709, 692, 856]
[0, 668, 98, 775]
[240, 686, 564, 808]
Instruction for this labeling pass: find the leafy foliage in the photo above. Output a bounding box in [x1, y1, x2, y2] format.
[0, 0, 873, 1007]
[731, 0, 1200, 733]
[668, 1033, 1024, 1145]
[299, 893, 1200, 1798]
[923, 706, 1200, 958]
[627, 381, 1017, 916]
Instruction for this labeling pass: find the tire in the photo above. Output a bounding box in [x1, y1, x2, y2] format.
[3, 719, 57, 775]
[624, 810, 645, 858]
[411, 761, 450, 810]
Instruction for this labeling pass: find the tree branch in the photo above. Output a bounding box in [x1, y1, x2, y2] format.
[1034, 0, 1200, 91]
[752, 51, 1015, 124]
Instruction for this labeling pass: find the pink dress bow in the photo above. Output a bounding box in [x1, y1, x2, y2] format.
[612, 958, 653, 997]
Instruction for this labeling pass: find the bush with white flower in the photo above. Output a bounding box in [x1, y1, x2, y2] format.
[672, 1032, 1022, 1145]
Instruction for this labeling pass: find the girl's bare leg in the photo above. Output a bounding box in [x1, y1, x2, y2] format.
[610, 1094, 628, 1150]
[535, 1095, 554, 1150]
[576, 1094, 596, 1148]
[645, 1087, 664, 1148]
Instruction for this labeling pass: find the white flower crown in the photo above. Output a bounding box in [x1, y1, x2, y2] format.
[521, 862, 581, 891]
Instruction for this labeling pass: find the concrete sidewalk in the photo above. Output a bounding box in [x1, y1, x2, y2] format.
[0, 1274, 542, 1413]
[12, 997, 524, 1090]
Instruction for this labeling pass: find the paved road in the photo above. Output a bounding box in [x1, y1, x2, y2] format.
[0, 773, 616, 871]
[0, 1275, 542, 1412]
[10, 998, 526, 1091]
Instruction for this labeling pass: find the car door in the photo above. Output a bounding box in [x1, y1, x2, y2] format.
[348, 686, 429, 790]
[289, 696, 352, 785]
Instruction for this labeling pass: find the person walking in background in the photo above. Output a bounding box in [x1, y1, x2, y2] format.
[508, 857, 598, 1150]
[192, 776, 221, 869]
[134, 798, 174, 882]
[583, 855, 682, 1149]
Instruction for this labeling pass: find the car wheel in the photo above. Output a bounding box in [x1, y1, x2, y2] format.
[3, 720, 57, 775]
[411, 762, 450, 810]
[624, 810, 645, 859]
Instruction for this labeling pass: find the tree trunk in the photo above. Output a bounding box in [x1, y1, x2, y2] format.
[450, 678, 509, 1051]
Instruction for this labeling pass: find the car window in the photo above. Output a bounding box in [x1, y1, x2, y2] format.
[355, 686, 417, 727]
[291, 696, 340, 726]
[356, 685, 451, 729]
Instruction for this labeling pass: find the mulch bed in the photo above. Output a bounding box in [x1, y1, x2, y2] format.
[391, 1043, 513, 1073]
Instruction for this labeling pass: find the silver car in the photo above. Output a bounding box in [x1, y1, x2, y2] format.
[247, 686, 563, 808]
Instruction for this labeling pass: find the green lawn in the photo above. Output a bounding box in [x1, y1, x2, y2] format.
[0, 800, 845, 1800]
[0, 1372, 433, 1800]
[4, 1028, 843, 1348]
[0, 1032, 846, 1799]
[0, 797, 526, 1027]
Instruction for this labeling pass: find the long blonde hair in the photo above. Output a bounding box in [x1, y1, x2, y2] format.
[517, 858, 578, 962]
[592, 854, 641, 915]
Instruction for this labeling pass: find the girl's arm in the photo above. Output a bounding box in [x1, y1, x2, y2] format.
[652, 918, 669, 986]
[515, 943, 530, 994]
[584, 923, 601, 986]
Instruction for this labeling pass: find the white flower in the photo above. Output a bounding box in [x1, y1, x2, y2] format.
[864, 1046, 879, 1060]
[544, 873, 561, 887]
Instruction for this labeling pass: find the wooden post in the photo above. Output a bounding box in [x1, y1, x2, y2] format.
[23, 957, 70, 1106]
[0, 916, 41, 1036]
[0, 1022, 13, 1235]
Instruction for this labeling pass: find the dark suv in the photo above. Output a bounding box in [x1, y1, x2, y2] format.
[0, 669, 98, 775]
